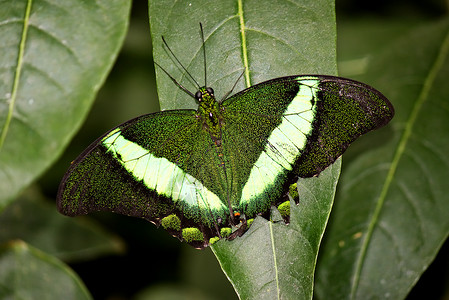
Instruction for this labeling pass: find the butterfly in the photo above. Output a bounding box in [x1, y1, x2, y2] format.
[57, 25, 394, 249]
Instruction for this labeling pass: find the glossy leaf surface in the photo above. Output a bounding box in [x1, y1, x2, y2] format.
[316, 18, 449, 299]
[0, 187, 124, 262]
[0, 241, 92, 299]
[0, 0, 131, 209]
[149, 0, 337, 297]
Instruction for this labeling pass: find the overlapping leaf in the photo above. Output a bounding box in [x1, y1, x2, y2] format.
[315, 19, 449, 299]
[149, 0, 337, 298]
[0, 241, 92, 299]
[0, 0, 131, 210]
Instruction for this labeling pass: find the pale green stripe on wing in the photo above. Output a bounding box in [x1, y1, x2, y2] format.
[240, 77, 319, 206]
[101, 128, 228, 220]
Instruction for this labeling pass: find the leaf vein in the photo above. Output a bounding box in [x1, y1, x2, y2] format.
[0, 0, 32, 151]
[237, 0, 250, 87]
[269, 222, 281, 300]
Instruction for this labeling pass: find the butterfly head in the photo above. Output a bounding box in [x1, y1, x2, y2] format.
[195, 87, 215, 103]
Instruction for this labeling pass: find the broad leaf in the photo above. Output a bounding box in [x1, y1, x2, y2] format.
[149, 0, 337, 109]
[212, 161, 340, 299]
[316, 18, 449, 299]
[0, 241, 92, 299]
[149, 0, 337, 298]
[0, 187, 124, 262]
[0, 0, 131, 210]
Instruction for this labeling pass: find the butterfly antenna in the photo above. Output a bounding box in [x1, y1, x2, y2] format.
[154, 61, 195, 98]
[161, 36, 201, 89]
[200, 23, 207, 87]
[220, 69, 246, 102]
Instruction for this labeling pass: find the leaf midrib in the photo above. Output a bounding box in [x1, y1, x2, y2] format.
[237, 0, 250, 88]
[0, 0, 33, 151]
[237, 2, 280, 298]
[237, 2, 283, 298]
[269, 222, 281, 299]
[349, 27, 449, 299]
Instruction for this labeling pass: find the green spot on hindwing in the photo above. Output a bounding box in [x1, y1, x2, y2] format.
[278, 201, 291, 218]
[209, 236, 220, 245]
[161, 214, 181, 231]
[220, 227, 232, 238]
[289, 183, 299, 201]
[182, 227, 204, 243]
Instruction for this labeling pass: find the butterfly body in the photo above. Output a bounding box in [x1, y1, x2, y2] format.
[58, 74, 393, 249]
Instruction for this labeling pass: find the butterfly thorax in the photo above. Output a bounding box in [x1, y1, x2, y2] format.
[195, 87, 223, 144]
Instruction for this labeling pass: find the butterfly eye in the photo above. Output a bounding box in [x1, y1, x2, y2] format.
[206, 87, 214, 95]
[195, 91, 202, 100]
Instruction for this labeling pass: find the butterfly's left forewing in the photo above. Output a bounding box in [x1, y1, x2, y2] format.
[57, 110, 231, 248]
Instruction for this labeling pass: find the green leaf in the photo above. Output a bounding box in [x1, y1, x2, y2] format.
[0, 187, 124, 262]
[212, 161, 340, 299]
[316, 19, 449, 299]
[0, 240, 92, 300]
[149, 1, 337, 297]
[0, 0, 132, 210]
[149, 0, 337, 110]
